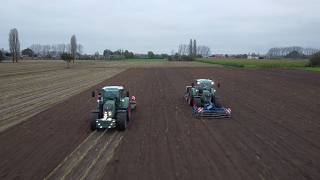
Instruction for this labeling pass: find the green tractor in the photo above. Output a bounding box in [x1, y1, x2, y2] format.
[91, 86, 136, 131]
[184, 79, 231, 118]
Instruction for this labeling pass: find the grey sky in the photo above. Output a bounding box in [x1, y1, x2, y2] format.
[0, 0, 319, 54]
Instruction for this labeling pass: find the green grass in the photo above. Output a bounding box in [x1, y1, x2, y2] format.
[105, 58, 167, 62]
[197, 59, 320, 72]
[303, 67, 320, 72]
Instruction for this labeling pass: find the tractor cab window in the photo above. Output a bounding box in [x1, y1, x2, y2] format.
[197, 80, 214, 90]
[120, 89, 128, 98]
[104, 89, 120, 100]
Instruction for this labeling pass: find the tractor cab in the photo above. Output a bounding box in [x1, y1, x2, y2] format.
[91, 85, 136, 131]
[102, 86, 126, 104]
[193, 79, 217, 95]
[103, 86, 122, 100]
[195, 79, 214, 88]
[185, 79, 231, 118]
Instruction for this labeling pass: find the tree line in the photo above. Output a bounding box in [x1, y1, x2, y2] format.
[266, 46, 319, 58]
[177, 39, 211, 58]
[101, 49, 168, 60]
[1, 28, 80, 65]
[171, 39, 211, 61]
[28, 43, 83, 58]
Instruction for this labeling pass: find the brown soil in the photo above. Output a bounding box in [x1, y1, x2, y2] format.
[0, 60, 215, 133]
[0, 67, 319, 180]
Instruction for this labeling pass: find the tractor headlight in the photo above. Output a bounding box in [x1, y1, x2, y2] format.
[104, 111, 112, 117]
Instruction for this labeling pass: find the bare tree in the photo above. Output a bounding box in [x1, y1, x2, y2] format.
[30, 44, 42, 56]
[94, 51, 100, 60]
[193, 39, 197, 57]
[42, 45, 51, 57]
[57, 44, 66, 54]
[189, 39, 193, 56]
[66, 44, 71, 54]
[77, 44, 83, 55]
[266, 46, 319, 58]
[9, 28, 20, 63]
[197, 45, 211, 57]
[70, 35, 77, 63]
[178, 44, 182, 55]
[178, 44, 188, 55]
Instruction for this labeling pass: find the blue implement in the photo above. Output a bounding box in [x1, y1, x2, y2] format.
[193, 103, 231, 118]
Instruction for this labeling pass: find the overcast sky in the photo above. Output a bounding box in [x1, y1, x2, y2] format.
[0, 0, 319, 54]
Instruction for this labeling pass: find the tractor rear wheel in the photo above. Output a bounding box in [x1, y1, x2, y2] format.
[188, 95, 194, 106]
[116, 112, 127, 131]
[91, 113, 98, 131]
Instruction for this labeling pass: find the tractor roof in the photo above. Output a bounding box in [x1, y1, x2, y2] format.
[197, 79, 213, 82]
[102, 86, 124, 91]
[196, 79, 214, 84]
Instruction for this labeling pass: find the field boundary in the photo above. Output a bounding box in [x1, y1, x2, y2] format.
[197, 59, 320, 72]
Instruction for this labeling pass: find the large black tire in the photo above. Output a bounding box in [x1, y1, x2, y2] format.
[98, 104, 103, 119]
[188, 95, 194, 106]
[91, 113, 98, 131]
[116, 111, 127, 131]
[127, 108, 131, 122]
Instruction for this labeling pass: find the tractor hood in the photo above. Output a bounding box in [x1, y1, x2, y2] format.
[103, 100, 116, 118]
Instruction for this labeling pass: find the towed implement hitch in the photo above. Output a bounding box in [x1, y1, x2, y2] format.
[193, 105, 231, 119]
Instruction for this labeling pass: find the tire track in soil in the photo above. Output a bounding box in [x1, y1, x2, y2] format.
[160, 68, 220, 180]
[44, 131, 107, 180]
[47, 131, 120, 180]
[176, 68, 249, 180]
[129, 69, 157, 180]
[182, 67, 320, 180]
[45, 69, 138, 180]
[103, 68, 245, 180]
[164, 68, 246, 180]
[102, 67, 320, 180]
[212, 69, 320, 179]
[1, 67, 319, 180]
[185, 67, 320, 180]
[0, 69, 134, 180]
[0, 68, 125, 133]
[83, 132, 123, 180]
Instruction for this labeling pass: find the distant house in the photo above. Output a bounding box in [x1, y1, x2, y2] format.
[247, 54, 260, 60]
[210, 54, 226, 59]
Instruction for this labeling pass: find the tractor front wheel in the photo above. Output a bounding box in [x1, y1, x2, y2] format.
[127, 108, 131, 122]
[91, 113, 98, 131]
[116, 112, 127, 131]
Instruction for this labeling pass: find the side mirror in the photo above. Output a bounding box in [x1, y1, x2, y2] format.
[126, 91, 129, 97]
[98, 92, 102, 100]
[91, 91, 95, 97]
[191, 82, 194, 87]
[130, 96, 136, 110]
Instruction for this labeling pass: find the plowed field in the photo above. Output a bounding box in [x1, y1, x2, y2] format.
[0, 67, 319, 180]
